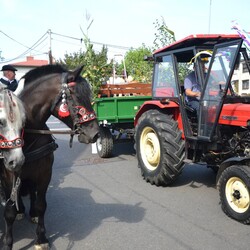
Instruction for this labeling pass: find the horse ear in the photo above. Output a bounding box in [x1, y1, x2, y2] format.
[73, 65, 84, 78]
[68, 65, 84, 82]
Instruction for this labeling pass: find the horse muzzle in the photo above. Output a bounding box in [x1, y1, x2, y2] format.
[3, 150, 25, 172]
[76, 118, 100, 144]
[78, 131, 99, 144]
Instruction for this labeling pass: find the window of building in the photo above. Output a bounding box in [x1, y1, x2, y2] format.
[242, 62, 248, 73]
[242, 79, 249, 90]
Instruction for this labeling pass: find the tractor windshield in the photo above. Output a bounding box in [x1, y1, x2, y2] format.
[198, 40, 243, 139]
[152, 55, 178, 98]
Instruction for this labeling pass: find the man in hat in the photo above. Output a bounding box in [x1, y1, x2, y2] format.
[184, 56, 210, 116]
[0, 64, 18, 91]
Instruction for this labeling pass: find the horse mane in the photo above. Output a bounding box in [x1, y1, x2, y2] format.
[20, 63, 93, 109]
[22, 64, 67, 84]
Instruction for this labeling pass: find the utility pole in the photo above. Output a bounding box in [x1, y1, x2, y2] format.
[48, 29, 53, 64]
[208, 0, 212, 33]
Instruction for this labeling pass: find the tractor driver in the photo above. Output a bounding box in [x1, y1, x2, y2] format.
[184, 58, 208, 116]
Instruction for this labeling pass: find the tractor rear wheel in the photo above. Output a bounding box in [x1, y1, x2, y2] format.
[135, 110, 185, 186]
[96, 126, 113, 158]
[217, 165, 250, 224]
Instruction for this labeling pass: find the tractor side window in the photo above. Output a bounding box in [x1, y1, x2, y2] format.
[153, 55, 178, 98]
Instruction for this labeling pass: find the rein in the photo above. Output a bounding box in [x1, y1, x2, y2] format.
[24, 129, 74, 135]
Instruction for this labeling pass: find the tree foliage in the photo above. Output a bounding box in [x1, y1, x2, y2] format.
[58, 35, 112, 98]
[153, 17, 175, 50]
[117, 45, 153, 83]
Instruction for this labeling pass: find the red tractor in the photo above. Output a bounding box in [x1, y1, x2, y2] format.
[134, 34, 250, 224]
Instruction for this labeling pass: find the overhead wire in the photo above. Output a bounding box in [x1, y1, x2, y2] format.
[0, 31, 48, 63]
[51, 31, 132, 50]
[0, 30, 31, 49]
[1, 30, 133, 63]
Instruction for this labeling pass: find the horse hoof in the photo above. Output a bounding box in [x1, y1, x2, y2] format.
[16, 213, 25, 220]
[31, 216, 39, 224]
[34, 243, 50, 250]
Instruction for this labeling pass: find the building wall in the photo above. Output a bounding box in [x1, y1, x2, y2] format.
[232, 60, 250, 95]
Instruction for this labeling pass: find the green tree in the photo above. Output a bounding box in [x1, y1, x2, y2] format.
[58, 35, 112, 98]
[153, 17, 175, 50]
[118, 45, 153, 83]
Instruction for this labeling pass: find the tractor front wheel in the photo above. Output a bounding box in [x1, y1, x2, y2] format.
[217, 165, 250, 224]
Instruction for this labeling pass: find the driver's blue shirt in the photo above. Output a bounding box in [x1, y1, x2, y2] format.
[184, 71, 201, 103]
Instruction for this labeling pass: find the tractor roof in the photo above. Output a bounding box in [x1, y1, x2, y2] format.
[153, 34, 240, 55]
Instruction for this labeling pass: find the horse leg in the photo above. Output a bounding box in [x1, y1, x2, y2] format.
[34, 189, 49, 250]
[28, 183, 38, 223]
[3, 202, 18, 250]
[33, 158, 53, 250]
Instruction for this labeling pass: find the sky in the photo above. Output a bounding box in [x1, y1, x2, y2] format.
[0, 0, 250, 65]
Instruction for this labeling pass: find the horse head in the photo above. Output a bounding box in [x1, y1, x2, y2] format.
[50, 65, 100, 144]
[0, 85, 25, 171]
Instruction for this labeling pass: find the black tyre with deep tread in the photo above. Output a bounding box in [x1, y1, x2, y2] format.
[217, 165, 250, 224]
[96, 126, 113, 158]
[135, 109, 185, 186]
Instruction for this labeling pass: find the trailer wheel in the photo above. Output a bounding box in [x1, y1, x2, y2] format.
[135, 110, 185, 186]
[217, 165, 250, 224]
[96, 126, 113, 158]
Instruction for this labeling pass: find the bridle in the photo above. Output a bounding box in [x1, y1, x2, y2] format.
[52, 72, 96, 127]
[0, 134, 23, 149]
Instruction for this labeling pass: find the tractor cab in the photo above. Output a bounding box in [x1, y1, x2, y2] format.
[151, 34, 250, 160]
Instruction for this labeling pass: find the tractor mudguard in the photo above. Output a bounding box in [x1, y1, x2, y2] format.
[216, 156, 250, 184]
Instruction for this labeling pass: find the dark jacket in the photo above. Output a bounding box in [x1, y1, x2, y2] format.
[0, 78, 18, 92]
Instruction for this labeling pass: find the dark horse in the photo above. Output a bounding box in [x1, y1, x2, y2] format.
[2, 65, 99, 250]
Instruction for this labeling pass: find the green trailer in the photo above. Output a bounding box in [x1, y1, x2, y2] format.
[93, 83, 151, 157]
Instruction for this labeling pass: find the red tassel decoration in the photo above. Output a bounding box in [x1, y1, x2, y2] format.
[58, 103, 70, 117]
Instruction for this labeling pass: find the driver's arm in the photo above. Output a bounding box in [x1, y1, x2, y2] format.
[185, 88, 201, 98]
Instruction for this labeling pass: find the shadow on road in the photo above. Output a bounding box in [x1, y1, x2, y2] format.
[0, 187, 145, 249]
[112, 141, 135, 156]
[47, 187, 145, 248]
[171, 163, 217, 189]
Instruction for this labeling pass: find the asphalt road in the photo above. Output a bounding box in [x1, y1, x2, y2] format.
[0, 117, 250, 250]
